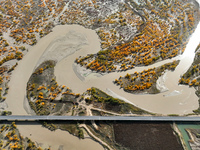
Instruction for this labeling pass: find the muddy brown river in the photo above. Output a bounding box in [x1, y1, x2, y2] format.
[5, 12, 200, 148]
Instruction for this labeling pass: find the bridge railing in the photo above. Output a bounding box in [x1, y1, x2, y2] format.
[0, 116, 200, 122]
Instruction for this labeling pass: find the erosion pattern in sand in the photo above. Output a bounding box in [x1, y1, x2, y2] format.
[6, 25, 104, 150]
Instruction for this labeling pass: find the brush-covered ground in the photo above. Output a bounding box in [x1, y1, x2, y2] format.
[114, 60, 179, 94]
[179, 44, 200, 114]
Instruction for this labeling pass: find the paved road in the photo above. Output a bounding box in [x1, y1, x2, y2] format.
[1, 115, 200, 122]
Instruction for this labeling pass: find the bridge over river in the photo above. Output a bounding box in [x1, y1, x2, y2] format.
[1, 115, 200, 122]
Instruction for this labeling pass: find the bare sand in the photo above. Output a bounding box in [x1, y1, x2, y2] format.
[36, 30, 88, 68]
[156, 72, 168, 93]
[6, 25, 104, 150]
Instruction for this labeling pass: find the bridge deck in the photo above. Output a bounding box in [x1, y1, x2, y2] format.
[0, 116, 200, 121]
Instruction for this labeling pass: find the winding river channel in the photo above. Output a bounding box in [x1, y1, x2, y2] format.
[4, 7, 200, 148]
[54, 22, 200, 115]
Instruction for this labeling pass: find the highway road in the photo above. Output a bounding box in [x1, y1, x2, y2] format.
[1, 115, 200, 122]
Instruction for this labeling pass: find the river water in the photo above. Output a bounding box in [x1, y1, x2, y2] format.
[55, 21, 200, 115]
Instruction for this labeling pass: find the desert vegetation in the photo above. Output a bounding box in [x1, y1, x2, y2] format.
[26, 59, 152, 148]
[0, 0, 198, 149]
[179, 44, 200, 87]
[0, 122, 47, 149]
[27, 60, 150, 116]
[76, 0, 200, 73]
[179, 44, 200, 114]
[0, 0, 198, 114]
[115, 61, 179, 94]
[26, 60, 78, 116]
[85, 87, 150, 114]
